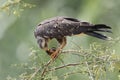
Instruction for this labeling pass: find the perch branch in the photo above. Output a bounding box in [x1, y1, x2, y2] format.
[29, 67, 41, 80]
[48, 63, 81, 72]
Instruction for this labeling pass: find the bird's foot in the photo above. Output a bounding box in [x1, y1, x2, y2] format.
[50, 51, 58, 60]
[46, 47, 60, 60]
[46, 47, 56, 55]
[50, 47, 60, 60]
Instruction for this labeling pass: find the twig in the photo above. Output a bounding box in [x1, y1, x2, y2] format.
[29, 58, 54, 80]
[29, 52, 63, 80]
[41, 52, 62, 77]
[29, 67, 41, 80]
[61, 50, 88, 57]
[29, 49, 104, 79]
[61, 70, 88, 78]
[41, 59, 53, 77]
[61, 50, 82, 53]
[0, 0, 20, 9]
[85, 61, 94, 80]
[40, 50, 89, 77]
[48, 63, 81, 72]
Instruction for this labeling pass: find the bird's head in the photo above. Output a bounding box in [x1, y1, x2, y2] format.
[36, 36, 46, 49]
[36, 36, 56, 55]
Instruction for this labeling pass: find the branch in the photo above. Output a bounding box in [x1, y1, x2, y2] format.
[41, 49, 90, 77]
[41, 59, 53, 77]
[0, 0, 20, 10]
[61, 70, 88, 78]
[28, 67, 41, 80]
[48, 63, 82, 72]
[29, 48, 114, 80]
[85, 61, 94, 80]
[61, 50, 88, 56]
[29, 59, 53, 80]
[40, 50, 67, 77]
[29, 51, 63, 80]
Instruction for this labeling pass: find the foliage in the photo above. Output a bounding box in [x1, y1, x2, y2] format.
[6, 39, 120, 80]
[0, 0, 35, 16]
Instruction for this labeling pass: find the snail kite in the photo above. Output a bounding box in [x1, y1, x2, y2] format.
[34, 16, 112, 59]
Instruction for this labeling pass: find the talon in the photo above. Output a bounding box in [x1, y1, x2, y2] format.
[50, 48, 61, 59]
[46, 47, 56, 55]
[50, 52, 58, 59]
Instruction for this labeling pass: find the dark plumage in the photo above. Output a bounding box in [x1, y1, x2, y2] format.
[34, 16, 112, 59]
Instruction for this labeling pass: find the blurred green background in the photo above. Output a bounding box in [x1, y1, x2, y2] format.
[0, 0, 120, 79]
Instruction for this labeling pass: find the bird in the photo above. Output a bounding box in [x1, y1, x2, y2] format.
[34, 16, 112, 59]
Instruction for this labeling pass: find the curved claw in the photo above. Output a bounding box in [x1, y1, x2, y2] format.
[46, 47, 56, 55]
[51, 52, 58, 59]
[50, 47, 60, 59]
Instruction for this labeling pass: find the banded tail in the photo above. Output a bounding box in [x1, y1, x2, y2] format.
[84, 24, 112, 40]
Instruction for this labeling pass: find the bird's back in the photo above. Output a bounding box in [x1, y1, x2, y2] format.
[34, 16, 111, 40]
[34, 16, 92, 39]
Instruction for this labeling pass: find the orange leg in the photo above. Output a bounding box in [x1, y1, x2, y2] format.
[51, 37, 66, 59]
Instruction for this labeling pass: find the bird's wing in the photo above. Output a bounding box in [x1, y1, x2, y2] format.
[63, 17, 80, 22]
[34, 16, 93, 39]
[55, 17, 93, 36]
[35, 16, 111, 40]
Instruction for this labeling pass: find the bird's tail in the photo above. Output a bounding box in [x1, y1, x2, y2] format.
[84, 24, 112, 40]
